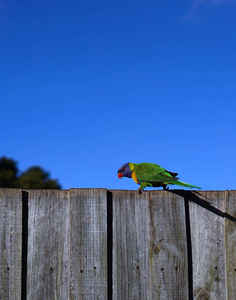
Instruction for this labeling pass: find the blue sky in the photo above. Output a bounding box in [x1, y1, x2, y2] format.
[1, 0, 236, 190]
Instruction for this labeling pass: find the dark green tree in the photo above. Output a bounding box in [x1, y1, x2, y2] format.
[19, 166, 61, 189]
[0, 156, 61, 189]
[0, 156, 19, 187]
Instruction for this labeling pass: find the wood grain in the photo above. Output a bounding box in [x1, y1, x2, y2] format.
[112, 190, 188, 300]
[70, 188, 107, 299]
[189, 191, 227, 299]
[0, 189, 22, 299]
[112, 190, 150, 299]
[148, 191, 189, 300]
[225, 190, 236, 299]
[27, 189, 70, 300]
[0, 188, 235, 299]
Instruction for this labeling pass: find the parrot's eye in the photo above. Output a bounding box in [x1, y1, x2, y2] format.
[122, 167, 125, 171]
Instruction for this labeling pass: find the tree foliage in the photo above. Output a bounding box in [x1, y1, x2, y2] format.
[0, 157, 19, 187]
[0, 156, 61, 189]
[19, 166, 61, 189]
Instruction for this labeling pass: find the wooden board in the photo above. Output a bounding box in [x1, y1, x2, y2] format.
[27, 189, 70, 299]
[112, 190, 150, 299]
[69, 189, 107, 299]
[148, 191, 189, 299]
[225, 190, 236, 299]
[189, 191, 227, 299]
[112, 190, 188, 299]
[0, 189, 22, 299]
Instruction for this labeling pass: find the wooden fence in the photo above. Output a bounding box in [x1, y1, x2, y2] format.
[0, 188, 235, 300]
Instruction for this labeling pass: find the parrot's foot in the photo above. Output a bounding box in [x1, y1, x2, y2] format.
[138, 188, 143, 194]
[163, 185, 169, 190]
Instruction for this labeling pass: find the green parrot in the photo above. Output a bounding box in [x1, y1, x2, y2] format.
[117, 162, 201, 193]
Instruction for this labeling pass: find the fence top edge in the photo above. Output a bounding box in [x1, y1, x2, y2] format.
[0, 188, 235, 192]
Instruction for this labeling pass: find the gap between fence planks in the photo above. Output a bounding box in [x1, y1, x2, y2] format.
[0, 188, 235, 300]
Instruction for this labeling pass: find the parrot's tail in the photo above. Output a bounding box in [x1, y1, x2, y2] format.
[168, 180, 201, 189]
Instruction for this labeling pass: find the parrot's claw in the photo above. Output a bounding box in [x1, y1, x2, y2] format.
[138, 188, 143, 194]
[163, 185, 169, 190]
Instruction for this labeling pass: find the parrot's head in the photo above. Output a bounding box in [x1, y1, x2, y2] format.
[117, 162, 132, 179]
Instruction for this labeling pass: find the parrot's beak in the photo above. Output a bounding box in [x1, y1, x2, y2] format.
[118, 173, 123, 179]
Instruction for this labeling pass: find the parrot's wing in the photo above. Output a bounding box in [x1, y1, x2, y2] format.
[135, 163, 178, 183]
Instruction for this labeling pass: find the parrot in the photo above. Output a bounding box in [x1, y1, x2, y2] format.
[117, 162, 201, 193]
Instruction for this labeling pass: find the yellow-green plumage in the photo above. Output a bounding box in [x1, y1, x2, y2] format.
[118, 162, 201, 191]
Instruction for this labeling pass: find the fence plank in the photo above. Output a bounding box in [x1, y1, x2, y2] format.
[148, 191, 189, 299]
[189, 191, 227, 299]
[69, 189, 107, 299]
[27, 189, 70, 300]
[0, 189, 22, 300]
[225, 190, 236, 299]
[112, 190, 150, 299]
[112, 190, 188, 300]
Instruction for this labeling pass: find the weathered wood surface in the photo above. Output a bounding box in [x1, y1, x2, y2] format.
[112, 190, 188, 300]
[0, 189, 235, 300]
[225, 190, 236, 299]
[112, 190, 151, 299]
[148, 191, 189, 300]
[27, 188, 107, 300]
[189, 191, 227, 299]
[70, 188, 107, 299]
[27, 189, 70, 300]
[0, 189, 22, 300]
